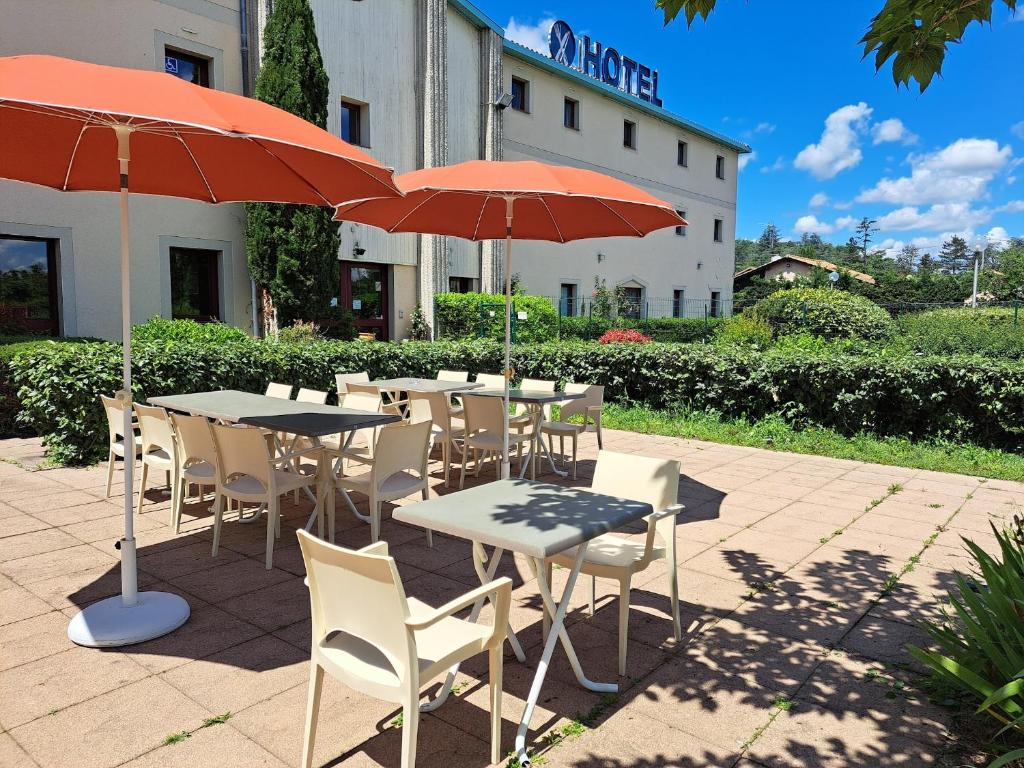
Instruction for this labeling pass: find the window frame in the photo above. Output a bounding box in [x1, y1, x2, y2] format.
[677, 140, 689, 167]
[563, 96, 580, 131]
[169, 246, 222, 322]
[623, 119, 637, 150]
[510, 77, 530, 113]
[164, 47, 211, 88]
[0, 234, 61, 336]
[713, 218, 724, 243]
[339, 98, 368, 148]
[559, 281, 579, 317]
[715, 154, 726, 180]
[672, 288, 686, 318]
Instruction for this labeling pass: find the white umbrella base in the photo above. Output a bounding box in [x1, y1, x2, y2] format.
[67, 591, 190, 648]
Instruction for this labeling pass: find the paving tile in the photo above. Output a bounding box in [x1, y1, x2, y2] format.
[172, 558, 293, 604]
[0, 611, 75, 671]
[671, 567, 753, 616]
[0, 730, 38, 768]
[839, 616, 932, 674]
[118, 723, 289, 768]
[9, 491, 112, 517]
[749, 514, 840, 544]
[59, 513, 162, 544]
[10, 676, 213, 768]
[217, 575, 310, 633]
[0, 528, 82, 562]
[731, 592, 870, 647]
[0, 585, 54, 625]
[137, 540, 244, 581]
[0, 645, 148, 728]
[24, 561, 157, 611]
[848, 513, 942, 542]
[0, 544, 116, 586]
[0, 513, 49, 539]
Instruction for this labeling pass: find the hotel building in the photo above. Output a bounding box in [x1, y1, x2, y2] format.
[0, 0, 749, 340]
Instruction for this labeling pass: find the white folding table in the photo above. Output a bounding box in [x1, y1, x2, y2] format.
[393, 479, 652, 766]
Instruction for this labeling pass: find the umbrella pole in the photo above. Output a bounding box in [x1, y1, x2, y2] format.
[66, 126, 190, 648]
[501, 197, 513, 480]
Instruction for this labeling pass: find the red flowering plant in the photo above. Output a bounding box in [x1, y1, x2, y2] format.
[598, 328, 652, 344]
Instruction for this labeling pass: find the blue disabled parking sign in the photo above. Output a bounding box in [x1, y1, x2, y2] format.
[549, 20, 576, 67]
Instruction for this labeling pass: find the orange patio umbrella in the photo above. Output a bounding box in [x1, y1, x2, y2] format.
[335, 159, 685, 479]
[0, 54, 401, 648]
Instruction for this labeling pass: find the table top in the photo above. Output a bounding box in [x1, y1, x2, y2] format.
[369, 378, 483, 394]
[457, 388, 584, 405]
[393, 479, 652, 559]
[148, 390, 400, 437]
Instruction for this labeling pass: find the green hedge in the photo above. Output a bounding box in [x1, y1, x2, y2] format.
[434, 293, 558, 343]
[559, 316, 724, 343]
[898, 307, 1024, 359]
[7, 337, 1023, 464]
[752, 287, 896, 340]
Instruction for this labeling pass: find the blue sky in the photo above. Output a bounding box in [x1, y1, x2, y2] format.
[476, 0, 1024, 255]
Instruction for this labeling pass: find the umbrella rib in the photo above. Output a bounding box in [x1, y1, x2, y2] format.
[595, 198, 644, 237]
[387, 189, 444, 233]
[537, 196, 566, 244]
[470, 194, 490, 241]
[246, 136, 333, 206]
[60, 120, 92, 191]
[169, 125, 218, 203]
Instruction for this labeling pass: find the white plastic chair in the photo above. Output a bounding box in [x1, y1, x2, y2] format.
[296, 387, 329, 404]
[459, 394, 533, 488]
[297, 531, 511, 768]
[335, 371, 370, 397]
[408, 390, 464, 487]
[546, 450, 683, 675]
[134, 404, 180, 519]
[100, 394, 140, 498]
[265, 382, 293, 399]
[474, 373, 532, 430]
[436, 369, 469, 418]
[209, 422, 322, 569]
[328, 390, 385, 468]
[541, 383, 605, 479]
[329, 419, 432, 543]
[168, 413, 218, 533]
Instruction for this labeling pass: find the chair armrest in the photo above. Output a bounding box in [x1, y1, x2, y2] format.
[650, 503, 685, 521]
[359, 541, 389, 556]
[404, 577, 512, 631]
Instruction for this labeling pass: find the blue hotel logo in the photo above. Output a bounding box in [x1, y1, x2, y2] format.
[545, 19, 663, 108]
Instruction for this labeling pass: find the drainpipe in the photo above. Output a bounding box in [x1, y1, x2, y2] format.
[239, 0, 251, 96]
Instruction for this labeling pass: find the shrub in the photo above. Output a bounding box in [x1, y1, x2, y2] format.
[752, 287, 896, 340]
[898, 307, 1024, 359]
[714, 315, 773, 348]
[275, 320, 323, 345]
[434, 293, 558, 343]
[559, 315, 722, 343]
[8, 338, 1024, 464]
[599, 329, 651, 344]
[132, 317, 249, 344]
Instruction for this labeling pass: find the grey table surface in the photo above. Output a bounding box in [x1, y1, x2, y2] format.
[148, 390, 400, 438]
[456, 388, 585, 405]
[393, 479, 652, 559]
[368, 378, 484, 394]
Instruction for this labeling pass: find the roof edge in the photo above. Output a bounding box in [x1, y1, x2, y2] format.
[448, 0, 503, 35]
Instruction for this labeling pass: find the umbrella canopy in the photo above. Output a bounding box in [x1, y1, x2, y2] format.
[0, 54, 399, 204]
[335, 159, 684, 485]
[0, 54, 401, 648]
[334, 159, 685, 239]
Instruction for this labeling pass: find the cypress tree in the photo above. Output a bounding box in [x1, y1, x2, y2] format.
[245, 0, 339, 331]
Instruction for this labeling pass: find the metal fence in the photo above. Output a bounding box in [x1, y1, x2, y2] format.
[541, 295, 734, 321]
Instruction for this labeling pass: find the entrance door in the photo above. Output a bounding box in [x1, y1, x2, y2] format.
[341, 262, 389, 340]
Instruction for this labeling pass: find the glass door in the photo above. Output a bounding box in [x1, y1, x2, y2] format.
[342, 263, 389, 339]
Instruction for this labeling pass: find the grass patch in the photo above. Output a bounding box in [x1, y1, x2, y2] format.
[599, 406, 1024, 482]
[162, 731, 190, 746]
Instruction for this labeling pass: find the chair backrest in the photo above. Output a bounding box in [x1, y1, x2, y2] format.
[372, 419, 432, 484]
[407, 390, 450, 434]
[591, 450, 680, 564]
[462, 394, 504, 436]
[518, 378, 555, 417]
[100, 394, 130, 444]
[169, 413, 217, 468]
[560, 383, 604, 424]
[335, 371, 370, 395]
[210, 422, 271, 489]
[297, 532, 414, 683]
[265, 382, 293, 399]
[341, 391, 382, 413]
[344, 381, 380, 396]
[134, 404, 176, 458]
[296, 387, 329, 404]
[436, 369, 469, 382]
[474, 373, 506, 390]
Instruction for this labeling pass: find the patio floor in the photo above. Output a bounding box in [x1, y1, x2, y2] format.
[1, 430, 1019, 768]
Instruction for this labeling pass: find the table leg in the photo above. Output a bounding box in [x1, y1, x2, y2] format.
[515, 544, 616, 767]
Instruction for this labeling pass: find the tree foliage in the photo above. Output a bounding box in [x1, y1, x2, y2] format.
[655, 0, 1017, 92]
[245, 0, 340, 330]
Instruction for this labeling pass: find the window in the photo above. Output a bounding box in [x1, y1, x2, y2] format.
[715, 155, 726, 180]
[623, 120, 637, 149]
[164, 49, 210, 87]
[675, 210, 687, 236]
[170, 247, 220, 321]
[710, 291, 722, 318]
[677, 141, 688, 167]
[510, 77, 529, 112]
[563, 97, 579, 130]
[448, 276, 475, 293]
[620, 286, 642, 319]
[672, 289, 685, 318]
[713, 218, 723, 242]
[559, 282, 577, 316]
[0, 235, 59, 335]
[340, 100, 365, 146]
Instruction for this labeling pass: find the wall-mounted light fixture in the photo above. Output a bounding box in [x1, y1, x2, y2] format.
[352, 242, 366, 258]
[696, 261, 703, 270]
[494, 92, 514, 110]
[596, 252, 605, 263]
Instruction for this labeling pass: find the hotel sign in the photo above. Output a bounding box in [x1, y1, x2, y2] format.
[548, 19, 663, 107]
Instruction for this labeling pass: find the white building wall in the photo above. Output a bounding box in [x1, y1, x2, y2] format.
[0, 0, 251, 339]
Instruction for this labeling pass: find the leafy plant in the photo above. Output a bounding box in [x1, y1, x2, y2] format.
[434, 293, 557, 343]
[898, 308, 1024, 359]
[715, 314, 773, 348]
[408, 305, 431, 341]
[598, 328, 652, 344]
[907, 525, 1024, 745]
[751, 287, 896, 341]
[132, 317, 249, 345]
[275, 320, 323, 346]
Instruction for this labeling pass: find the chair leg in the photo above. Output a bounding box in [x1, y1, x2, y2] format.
[327, 485, 336, 544]
[442, 440, 450, 488]
[542, 560, 554, 641]
[459, 445, 469, 489]
[422, 486, 433, 547]
[171, 472, 183, 534]
[669, 565, 681, 641]
[369, 494, 381, 543]
[596, 421, 604, 450]
[135, 462, 149, 516]
[105, 450, 115, 498]
[211, 493, 225, 556]
[489, 645, 503, 765]
[617, 578, 631, 676]
[301, 662, 324, 768]
[400, 694, 419, 768]
[572, 433, 578, 481]
[588, 574, 596, 616]
[265, 498, 278, 570]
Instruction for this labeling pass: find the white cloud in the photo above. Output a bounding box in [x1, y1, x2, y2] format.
[856, 138, 1013, 205]
[876, 202, 993, 232]
[986, 227, 1011, 247]
[876, 238, 907, 258]
[504, 16, 556, 52]
[754, 122, 776, 134]
[809, 192, 829, 207]
[793, 215, 834, 235]
[871, 118, 918, 146]
[760, 156, 786, 174]
[1011, 121, 1024, 140]
[998, 200, 1024, 213]
[834, 215, 858, 230]
[794, 102, 873, 179]
[738, 151, 758, 171]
